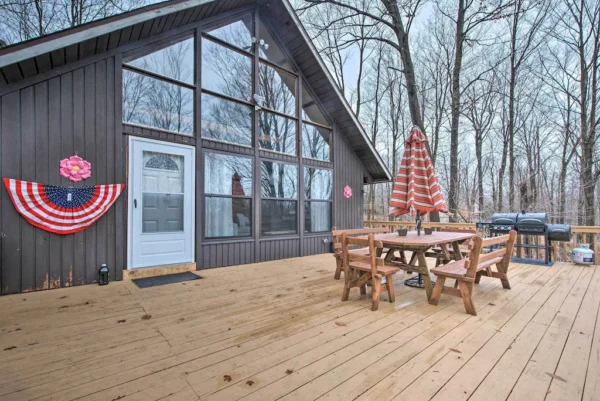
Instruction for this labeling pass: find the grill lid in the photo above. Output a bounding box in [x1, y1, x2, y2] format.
[516, 213, 547, 226]
[491, 213, 518, 225]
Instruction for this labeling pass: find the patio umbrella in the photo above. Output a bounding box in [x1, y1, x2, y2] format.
[389, 126, 448, 224]
[389, 126, 448, 288]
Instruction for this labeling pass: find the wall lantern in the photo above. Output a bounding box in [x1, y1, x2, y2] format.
[98, 264, 110, 285]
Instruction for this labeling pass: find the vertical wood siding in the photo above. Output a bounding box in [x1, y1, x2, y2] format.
[303, 235, 332, 256]
[333, 126, 366, 230]
[259, 238, 300, 262]
[0, 56, 126, 294]
[201, 241, 255, 268]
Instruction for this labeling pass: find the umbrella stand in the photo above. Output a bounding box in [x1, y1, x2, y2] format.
[404, 210, 435, 289]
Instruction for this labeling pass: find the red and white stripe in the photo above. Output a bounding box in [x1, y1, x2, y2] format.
[3, 178, 124, 235]
[389, 127, 448, 216]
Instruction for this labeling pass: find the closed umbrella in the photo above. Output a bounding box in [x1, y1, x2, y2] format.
[389, 126, 448, 288]
[390, 126, 448, 221]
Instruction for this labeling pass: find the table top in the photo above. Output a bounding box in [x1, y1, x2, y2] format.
[372, 231, 476, 247]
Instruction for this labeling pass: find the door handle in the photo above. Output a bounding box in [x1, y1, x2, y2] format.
[134, 199, 137, 208]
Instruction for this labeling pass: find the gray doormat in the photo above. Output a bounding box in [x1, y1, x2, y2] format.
[132, 272, 202, 288]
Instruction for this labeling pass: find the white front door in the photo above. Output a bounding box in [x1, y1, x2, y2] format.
[129, 137, 195, 269]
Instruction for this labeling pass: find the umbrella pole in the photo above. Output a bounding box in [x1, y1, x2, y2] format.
[404, 209, 434, 289]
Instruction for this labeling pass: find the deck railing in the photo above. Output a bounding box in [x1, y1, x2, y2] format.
[363, 220, 600, 265]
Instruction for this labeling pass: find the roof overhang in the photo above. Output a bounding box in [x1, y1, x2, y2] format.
[0, 0, 391, 182]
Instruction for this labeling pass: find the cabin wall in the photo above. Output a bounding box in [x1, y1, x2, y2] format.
[0, 4, 373, 294]
[333, 125, 366, 230]
[0, 56, 126, 294]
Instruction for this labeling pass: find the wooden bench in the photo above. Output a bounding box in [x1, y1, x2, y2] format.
[331, 226, 389, 280]
[428, 231, 517, 315]
[341, 233, 401, 311]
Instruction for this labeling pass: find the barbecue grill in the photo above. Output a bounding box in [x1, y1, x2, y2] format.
[489, 212, 571, 265]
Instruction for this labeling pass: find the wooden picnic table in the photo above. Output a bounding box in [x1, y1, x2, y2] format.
[372, 231, 477, 300]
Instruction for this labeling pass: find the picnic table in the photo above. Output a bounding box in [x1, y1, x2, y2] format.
[372, 231, 477, 300]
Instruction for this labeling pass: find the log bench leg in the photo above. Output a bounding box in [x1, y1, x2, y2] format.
[386, 275, 396, 303]
[458, 281, 476, 315]
[429, 277, 446, 305]
[334, 257, 343, 280]
[371, 276, 382, 311]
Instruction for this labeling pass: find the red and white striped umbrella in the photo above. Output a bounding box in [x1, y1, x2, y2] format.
[389, 126, 448, 216]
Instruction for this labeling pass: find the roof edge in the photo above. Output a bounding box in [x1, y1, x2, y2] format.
[279, 0, 392, 182]
[0, 0, 213, 68]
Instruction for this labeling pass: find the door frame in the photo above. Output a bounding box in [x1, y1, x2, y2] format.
[127, 136, 196, 269]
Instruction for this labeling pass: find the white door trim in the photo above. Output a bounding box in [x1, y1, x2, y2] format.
[127, 136, 195, 269]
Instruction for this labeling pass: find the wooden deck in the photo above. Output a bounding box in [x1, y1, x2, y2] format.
[0, 255, 599, 401]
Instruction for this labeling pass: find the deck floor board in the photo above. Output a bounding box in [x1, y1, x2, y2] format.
[0, 255, 597, 401]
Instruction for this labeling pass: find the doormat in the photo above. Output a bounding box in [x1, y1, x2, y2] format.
[132, 272, 202, 289]
[511, 257, 554, 267]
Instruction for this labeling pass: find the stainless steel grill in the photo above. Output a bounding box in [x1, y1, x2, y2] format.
[488, 212, 571, 265]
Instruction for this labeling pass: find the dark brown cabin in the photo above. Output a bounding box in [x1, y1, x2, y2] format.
[0, 0, 390, 294]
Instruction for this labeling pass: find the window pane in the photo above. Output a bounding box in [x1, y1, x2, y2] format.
[205, 14, 253, 52]
[305, 202, 331, 233]
[261, 161, 297, 199]
[258, 19, 295, 71]
[142, 151, 185, 233]
[302, 124, 330, 161]
[205, 152, 253, 196]
[302, 86, 329, 126]
[261, 200, 297, 235]
[304, 168, 332, 200]
[259, 62, 296, 116]
[206, 197, 252, 238]
[202, 38, 252, 101]
[123, 70, 194, 134]
[125, 37, 194, 85]
[201, 93, 252, 146]
[259, 111, 296, 155]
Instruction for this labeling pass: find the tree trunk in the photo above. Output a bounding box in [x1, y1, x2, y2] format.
[475, 129, 484, 213]
[447, 0, 466, 222]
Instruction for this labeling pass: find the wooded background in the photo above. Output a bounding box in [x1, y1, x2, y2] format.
[1, 0, 599, 225]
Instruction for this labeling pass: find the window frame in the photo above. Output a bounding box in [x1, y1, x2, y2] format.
[301, 121, 332, 162]
[119, 8, 338, 244]
[303, 166, 333, 234]
[122, 32, 197, 136]
[203, 150, 254, 240]
[260, 159, 299, 237]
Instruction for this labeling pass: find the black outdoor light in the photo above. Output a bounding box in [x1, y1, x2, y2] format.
[98, 264, 109, 285]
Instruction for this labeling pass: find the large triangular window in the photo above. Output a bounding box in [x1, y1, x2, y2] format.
[257, 18, 295, 72]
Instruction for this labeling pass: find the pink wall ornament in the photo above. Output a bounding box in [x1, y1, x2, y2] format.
[60, 155, 91, 182]
[343, 185, 353, 199]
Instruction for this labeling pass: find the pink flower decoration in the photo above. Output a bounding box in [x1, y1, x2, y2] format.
[59, 155, 91, 182]
[343, 185, 352, 199]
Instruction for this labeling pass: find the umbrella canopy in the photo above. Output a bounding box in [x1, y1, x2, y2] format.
[389, 126, 448, 217]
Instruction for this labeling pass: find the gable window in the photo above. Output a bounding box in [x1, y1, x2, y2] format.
[205, 14, 254, 53]
[201, 15, 255, 147]
[258, 112, 296, 155]
[205, 151, 253, 238]
[304, 168, 332, 233]
[201, 93, 253, 146]
[301, 86, 332, 161]
[123, 36, 195, 135]
[258, 18, 296, 72]
[202, 37, 252, 101]
[261, 161, 298, 235]
[258, 63, 296, 116]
